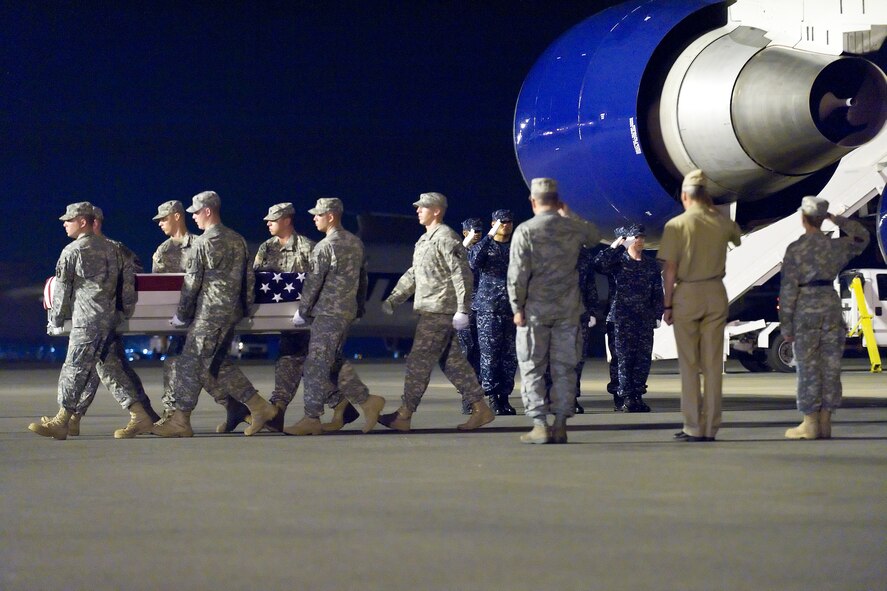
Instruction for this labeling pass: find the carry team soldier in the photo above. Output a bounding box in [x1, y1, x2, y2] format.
[151, 200, 195, 273]
[30, 203, 156, 439]
[593, 223, 663, 413]
[379, 192, 495, 432]
[151, 190, 279, 437]
[284, 197, 385, 435]
[458, 216, 484, 415]
[779, 196, 869, 440]
[507, 178, 601, 444]
[659, 170, 741, 443]
[468, 208, 518, 415]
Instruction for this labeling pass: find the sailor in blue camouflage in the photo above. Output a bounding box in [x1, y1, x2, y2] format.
[593, 223, 663, 412]
[296, 198, 372, 418]
[254, 202, 315, 412]
[573, 244, 600, 411]
[458, 217, 484, 386]
[779, 198, 869, 425]
[468, 209, 517, 415]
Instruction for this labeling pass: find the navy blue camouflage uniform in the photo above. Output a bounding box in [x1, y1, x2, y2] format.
[593, 225, 663, 411]
[457, 218, 484, 384]
[468, 209, 517, 415]
[574, 245, 600, 410]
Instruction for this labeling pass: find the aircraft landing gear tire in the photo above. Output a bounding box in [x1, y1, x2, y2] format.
[767, 334, 796, 373]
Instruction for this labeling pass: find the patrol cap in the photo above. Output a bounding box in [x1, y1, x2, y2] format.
[799, 195, 829, 217]
[59, 202, 95, 221]
[413, 192, 448, 209]
[530, 178, 558, 195]
[615, 222, 646, 237]
[263, 202, 295, 220]
[462, 217, 484, 232]
[153, 200, 184, 220]
[92, 205, 104, 221]
[308, 197, 344, 215]
[186, 191, 221, 213]
[491, 209, 513, 222]
[681, 169, 707, 191]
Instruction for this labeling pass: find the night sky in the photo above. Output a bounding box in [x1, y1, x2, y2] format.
[4, 1, 621, 288]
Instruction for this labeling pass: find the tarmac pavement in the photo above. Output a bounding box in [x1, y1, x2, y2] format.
[1, 359, 885, 591]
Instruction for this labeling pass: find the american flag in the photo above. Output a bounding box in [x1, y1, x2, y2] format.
[254, 271, 305, 304]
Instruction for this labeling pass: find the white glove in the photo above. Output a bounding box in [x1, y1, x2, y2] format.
[462, 230, 476, 247]
[587, 316, 597, 328]
[610, 236, 625, 249]
[169, 314, 187, 327]
[292, 310, 307, 326]
[655, 320, 661, 329]
[487, 220, 502, 237]
[623, 236, 637, 248]
[46, 323, 64, 336]
[452, 312, 470, 331]
[381, 300, 394, 316]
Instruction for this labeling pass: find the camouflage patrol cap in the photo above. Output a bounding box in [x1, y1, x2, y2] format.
[491, 209, 513, 222]
[530, 178, 558, 195]
[91, 205, 104, 221]
[681, 169, 707, 191]
[799, 196, 829, 217]
[413, 192, 448, 209]
[59, 202, 95, 221]
[264, 202, 295, 220]
[186, 191, 221, 213]
[615, 223, 646, 238]
[462, 217, 484, 232]
[308, 197, 344, 215]
[153, 200, 185, 220]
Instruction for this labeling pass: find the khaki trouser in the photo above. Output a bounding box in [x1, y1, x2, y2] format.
[672, 280, 727, 439]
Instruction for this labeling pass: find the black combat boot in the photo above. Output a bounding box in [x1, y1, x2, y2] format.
[612, 393, 624, 411]
[497, 392, 517, 415]
[216, 397, 251, 433]
[488, 394, 505, 416]
[622, 395, 650, 413]
[574, 397, 585, 414]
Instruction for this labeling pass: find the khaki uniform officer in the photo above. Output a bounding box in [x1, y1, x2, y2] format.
[507, 178, 601, 444]
[379, 192, 494, 432]
[658, 170, 741, 442]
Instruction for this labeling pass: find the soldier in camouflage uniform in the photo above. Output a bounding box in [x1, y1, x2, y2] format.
[151, 200, 195, 273]
[468, 208, 517, 415]
[30, 203, 155, 440]
[457, 217, 484, 414]
[779, 196, 869, 440]
[284, 197, 385, 435]
[593, 223, 663, 413]
[379, 192, 494, 432]
[151, 191, 279, 437]
[508, 178, 601, 444]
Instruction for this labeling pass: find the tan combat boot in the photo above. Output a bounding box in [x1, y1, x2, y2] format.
[243, 393, 278, 436]
[818, 410, 832, 439]
[114, 402, 155, 439]
[378, 405, 412, 432]
[283, 416, 323, 436]
[520, 423, 550, 444]
[152, 410, 193, 437]
[360, 394, 386, 433]
[29, 408, 71, 440]
[457, 400, 495, 430]
[41, 409, 82, 436]
[322, 400, 358, 432]
[785, 412, 819, 440]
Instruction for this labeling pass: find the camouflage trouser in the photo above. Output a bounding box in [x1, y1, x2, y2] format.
[794, 310, 845, 414]
[57, 327, 113, 411]
[402, 312, 484, 412]
[614, 317, 654, 398]
[167, 322, 258, 412]
[76, 332, 152, 413]
[476, 310, 517, 398]
[302, 315, 368, 418]
[516, 317, 580, 420]
[270, 331, 310, 407]
[456, 311, 480, 378]
[605, 321, 619, 395]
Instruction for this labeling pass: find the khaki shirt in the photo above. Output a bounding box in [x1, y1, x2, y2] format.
[299, 227, 367, 322]
[253, 233, 315, 273]
[507, 211, 601, 321]
[657, 203, 741, 282]
[388, 224, 473, 315]
[152, 233, 195, 273]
